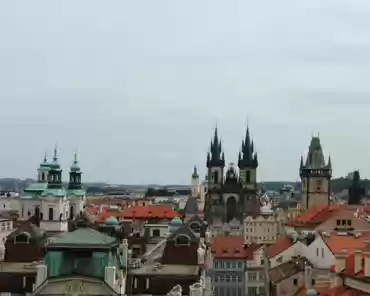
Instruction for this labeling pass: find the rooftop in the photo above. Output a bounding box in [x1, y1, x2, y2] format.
[268, 257, 310, 284]
[322, 231, 370, 255]
[211, 236, 260, 259]
[47, 227, 118, 249]
[129, 264, 199, 276]
[267, 236, 294, 258]
[0, 261, 39, 273]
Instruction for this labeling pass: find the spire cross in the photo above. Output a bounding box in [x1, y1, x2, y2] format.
[53, 144, 58, 162]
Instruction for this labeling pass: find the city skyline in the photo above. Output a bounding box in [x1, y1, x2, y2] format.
[1, 0, 370, 184]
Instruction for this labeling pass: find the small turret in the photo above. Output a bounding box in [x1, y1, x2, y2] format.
[206, 127, 225, 168]
[47, 145, 63, 189]
[238, 126, 258, 169]
[68, 152, 83, 190]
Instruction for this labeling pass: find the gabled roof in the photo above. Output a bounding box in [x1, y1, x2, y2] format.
[211, 236, 261, 259]
[167, 224, 199, 244]
[322, 231, 370, 255]
[289, 204, 340, 228]
[269, 257, 310, 284]
[47, 227, 119, 249]
[267, 236, 294, 258]
[184, 197, 199, 215]
[120, 205, 180, 219]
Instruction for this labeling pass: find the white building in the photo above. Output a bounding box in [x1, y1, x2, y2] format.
[12, 150, 86, 232]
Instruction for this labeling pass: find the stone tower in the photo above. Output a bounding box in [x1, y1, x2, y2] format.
[300, 136, 332, 210]
[191, 166, 200, 198]
[348, 170, 365, 205]
[238, 126, 260, 215]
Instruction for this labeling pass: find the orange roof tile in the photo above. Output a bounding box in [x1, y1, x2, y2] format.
[211, 236, 260, 259]
[120, 205, 180, 219]
[267, 236, 294, 258]
[322, 232, 370, 255]
[290, 204, 341, 228]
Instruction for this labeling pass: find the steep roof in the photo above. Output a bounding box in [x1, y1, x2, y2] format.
[184, 197, 199, 215]
[289, 204, 340, 228]
[211, 236, 261, 259]
[267, 236, 294, 258]
[167, 224, 199, 244]
[322, 231, 370, 255]
[269, 257, 310, 284]
[47, 227, 119, 249]
[120, 205, 180, 219]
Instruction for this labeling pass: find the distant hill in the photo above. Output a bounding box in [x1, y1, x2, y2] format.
[0, 177, 368, 195]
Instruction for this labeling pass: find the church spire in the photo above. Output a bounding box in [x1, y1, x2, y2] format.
[238, 125, 258, 169]
[69, 151, 82, 190]
[206, 126, 225, 168]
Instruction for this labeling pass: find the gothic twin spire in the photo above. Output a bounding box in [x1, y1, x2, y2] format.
[206, 126, 258, 169]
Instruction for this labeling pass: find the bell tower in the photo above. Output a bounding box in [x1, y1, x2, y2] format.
[238, 126, 259, 215]
[300, 136, 332, 210]
[204, 127, 225, 224]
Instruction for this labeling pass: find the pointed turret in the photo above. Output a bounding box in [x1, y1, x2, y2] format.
[46, 144, 63, 189]
[37, 152, 51, 182]
[206, 127, 225, 168]
[238, 126, 258, 169]
[192, 166, 199, 179]
[68, 152, 83, 190]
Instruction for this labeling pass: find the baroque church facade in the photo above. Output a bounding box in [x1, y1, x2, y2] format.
[204, 126, 260, 227]
[13, 147, 86, 232]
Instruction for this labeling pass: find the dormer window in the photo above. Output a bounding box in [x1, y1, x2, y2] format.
[174, 234, 190, 246]
[190, 222, 201, 233]
[15, 232, 31, 244]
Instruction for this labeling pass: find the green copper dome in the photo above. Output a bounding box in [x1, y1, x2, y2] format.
[170, 217, 183, 225]
[70, 152, 80, 172]
[105, 216, 119, 226]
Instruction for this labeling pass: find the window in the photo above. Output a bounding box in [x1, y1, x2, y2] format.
[321, 248, 324, 258]
[190, 222, 201, 233]
[231, 261, 237, 268]
[152, 229, 160, 237]
[219, 275, 225, 282]
[312, 279, 316, 286]
[48, 208, 54, 221]
[238, 262, 243, 268]
[348, 220, 352, 226]
[342, 220, 346, 225]
[260, 259, 264, 265]
[226, 262, 230, 268]
[336, 219, 340, 226]
[248, 287, 257, 296]
[316, 248, 319, 256]
[246, 171, 251, 183]
[175, 234, 190, 246]
[293, 278, 298, 286]
[248, 272, 256, 280]
[276, 256, 283, 263]
[237, 288, 242, 296]
[15, 232, 30, 244]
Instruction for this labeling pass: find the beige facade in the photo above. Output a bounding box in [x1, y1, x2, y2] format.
[272, 272, 304, 296]
[244, 212, 285, 245]
[301, 176, 330, 209]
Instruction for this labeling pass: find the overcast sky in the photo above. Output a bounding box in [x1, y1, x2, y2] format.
[1, 0, 370, 184]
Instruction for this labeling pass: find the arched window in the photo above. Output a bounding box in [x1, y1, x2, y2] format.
[15, 232, 31, 244]
[174, 234, 190, 246]
[189, 222, 201, 233]
[48, 208, 54, 221]
[70, 205, 75, 220]
[35, 207, 40, 218]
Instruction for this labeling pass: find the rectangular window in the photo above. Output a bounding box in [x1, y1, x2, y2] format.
[348, 220, 352, 226]
[342, 219, 346, 225]
[238, 262, 242, 268]
[336, 219, 341, 226]
[293, 278, 298, 286]
[321, 248, 324, 258]
[219, 275, 225, 282]
[316, 248, 319, 256]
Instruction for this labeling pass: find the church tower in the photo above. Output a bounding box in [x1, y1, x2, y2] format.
[68, 152, 83, 190]
[300, 136, 332, 210]
[37, 152, 51, 182]
[47, 147, 63, 189]
[205, 127, 225, 224]
[67, 152, 86, 219]
[191, 166, 200, 198]
[238, 126, 260, 215]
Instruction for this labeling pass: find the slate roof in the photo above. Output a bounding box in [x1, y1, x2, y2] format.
[47, 227, 119, 249]
[167, 224, 199, 244]
[269, 257, 310, 284]
[184, 197, 199, 215]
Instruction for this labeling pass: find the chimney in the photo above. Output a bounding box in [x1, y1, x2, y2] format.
[354, 249, 362, 274]
[364, 251, 370, 277]
[334, 249, 348, 273]
[120, 239, 129, 267]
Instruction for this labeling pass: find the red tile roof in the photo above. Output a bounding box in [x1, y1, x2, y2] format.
[322, 232, 370, 255]
[289, 204, 340, 228]
[211, 236, 261, 259]
[267, 236, 294, 258]
[120, 205, 180, 219]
